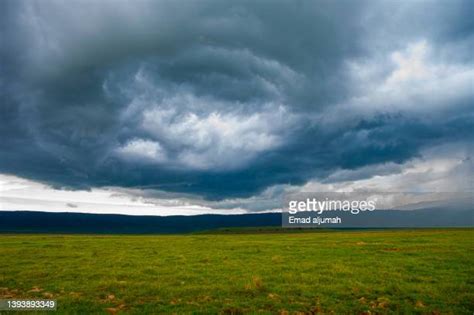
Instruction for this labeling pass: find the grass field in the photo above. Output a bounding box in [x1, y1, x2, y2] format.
[0, 229, 473, 314]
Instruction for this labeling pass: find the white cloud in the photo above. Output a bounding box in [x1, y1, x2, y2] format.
[386, 40, 431, 84]
[141, 106, 288, 170]
[301, 143, 473, 194]
[112, 68, 297, 170]
[345, 40, 474, 114]
[0, 174, 246, 216]
[115, 138, 167, 163]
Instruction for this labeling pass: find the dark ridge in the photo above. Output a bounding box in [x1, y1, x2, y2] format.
[0, 211, 281, 234]
[0, 208, 472, 234]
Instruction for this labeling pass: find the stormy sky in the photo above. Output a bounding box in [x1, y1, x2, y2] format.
[1, 0, 473, 215]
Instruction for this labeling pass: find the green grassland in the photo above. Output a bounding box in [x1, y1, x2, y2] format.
[0, 229, 473, 314]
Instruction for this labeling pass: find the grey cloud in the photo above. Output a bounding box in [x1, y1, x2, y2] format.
[1, 0, 472, 201]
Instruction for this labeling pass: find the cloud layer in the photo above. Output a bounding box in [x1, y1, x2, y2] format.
[1, 0, 473, 207]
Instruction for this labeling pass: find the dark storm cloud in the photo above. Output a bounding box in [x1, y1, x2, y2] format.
[1, 0, 473, 199]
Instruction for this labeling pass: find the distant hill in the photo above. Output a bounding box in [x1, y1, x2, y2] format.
[0, 211, 281, 234]
[0, 208, 472, 234]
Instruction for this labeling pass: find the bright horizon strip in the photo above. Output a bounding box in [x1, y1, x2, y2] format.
[0, 174, 249, 216]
